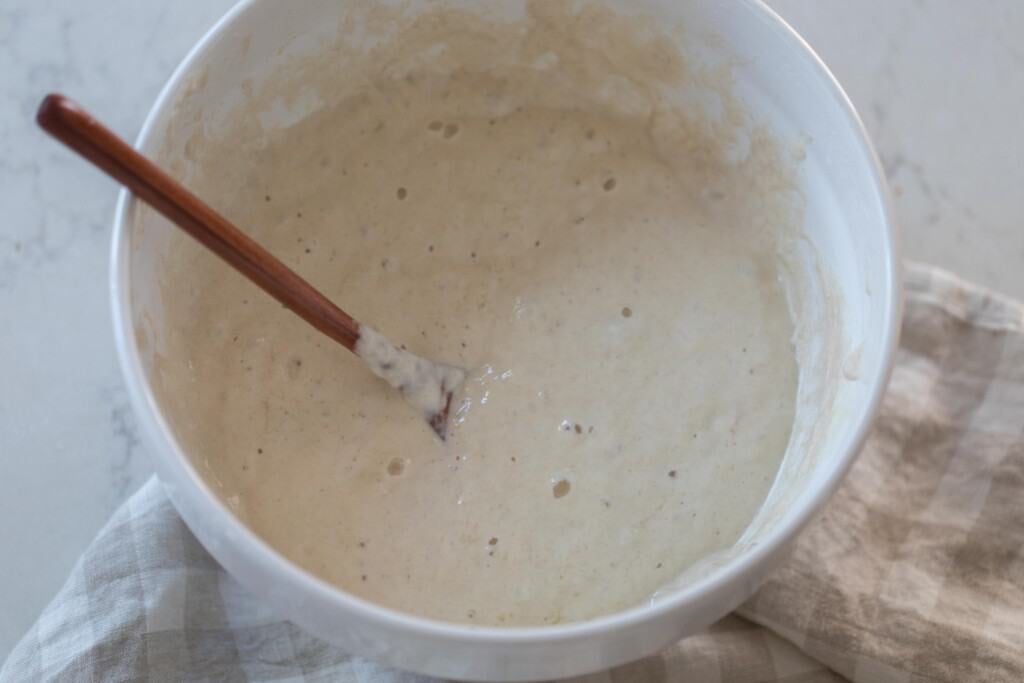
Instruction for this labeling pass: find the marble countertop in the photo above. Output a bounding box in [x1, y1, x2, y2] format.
[2, 0, 1023, 661]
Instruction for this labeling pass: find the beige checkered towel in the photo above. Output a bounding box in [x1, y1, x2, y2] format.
[3, 263, 1023, 682]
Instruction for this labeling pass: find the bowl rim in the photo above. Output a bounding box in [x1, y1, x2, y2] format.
[110, 0, 902, 646]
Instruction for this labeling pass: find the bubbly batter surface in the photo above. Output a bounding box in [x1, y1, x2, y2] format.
[154, 1, 803, 626]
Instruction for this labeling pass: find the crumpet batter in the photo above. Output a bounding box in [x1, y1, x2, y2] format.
[150, 1, 804, 626]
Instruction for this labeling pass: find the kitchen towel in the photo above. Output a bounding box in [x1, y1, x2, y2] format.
[3, 262, 1023, 683]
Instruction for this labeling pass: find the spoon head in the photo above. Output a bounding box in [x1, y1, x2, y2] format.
[355, 325, 466, 440]
[429, 390, 456, 440]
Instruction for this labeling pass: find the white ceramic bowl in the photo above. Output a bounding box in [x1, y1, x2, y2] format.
[111, 0, 900, 679]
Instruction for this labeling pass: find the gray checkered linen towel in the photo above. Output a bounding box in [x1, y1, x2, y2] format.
[4, 262, 1023, 682]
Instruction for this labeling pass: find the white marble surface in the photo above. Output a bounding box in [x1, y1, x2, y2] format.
[1, 0, 1023, 662]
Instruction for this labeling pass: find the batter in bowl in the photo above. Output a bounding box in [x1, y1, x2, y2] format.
[153, 1, 806, 626]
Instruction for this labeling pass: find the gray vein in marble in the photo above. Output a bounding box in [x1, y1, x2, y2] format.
[100, 385, 148, 504]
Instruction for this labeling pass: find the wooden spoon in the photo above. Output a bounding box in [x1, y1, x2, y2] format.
[37, 93, 464, 439]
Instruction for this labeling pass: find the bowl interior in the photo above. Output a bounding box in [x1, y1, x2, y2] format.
[113, 0, 897, 677]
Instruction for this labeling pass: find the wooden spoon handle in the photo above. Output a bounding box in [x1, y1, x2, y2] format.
[37, 93, 361, 351]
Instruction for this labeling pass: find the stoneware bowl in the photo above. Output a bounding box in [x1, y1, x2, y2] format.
[110, 0, 900, 679]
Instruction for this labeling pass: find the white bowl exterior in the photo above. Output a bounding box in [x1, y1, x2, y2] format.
[110, 1, 900, 679]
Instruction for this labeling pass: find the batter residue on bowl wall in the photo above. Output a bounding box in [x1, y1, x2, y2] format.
[143, 0, 811, 626]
